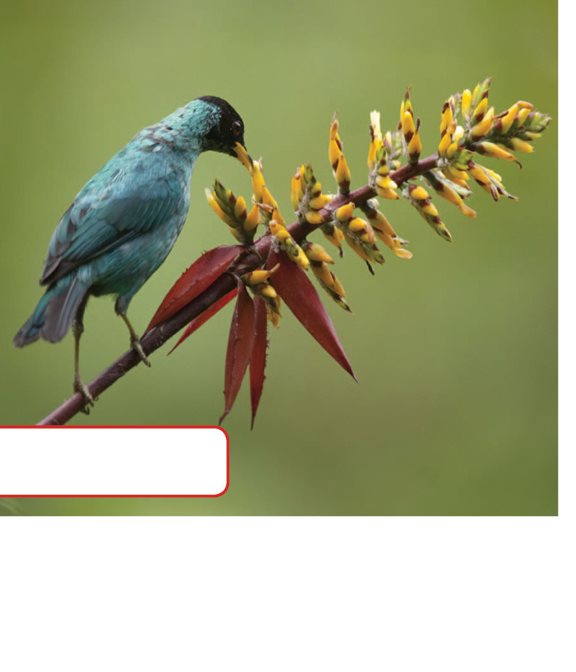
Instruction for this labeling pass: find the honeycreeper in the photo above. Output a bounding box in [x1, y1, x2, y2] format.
[14, 96, 246, 409]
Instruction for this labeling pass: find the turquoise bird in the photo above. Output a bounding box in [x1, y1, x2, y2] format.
[14, 96, 246, 408]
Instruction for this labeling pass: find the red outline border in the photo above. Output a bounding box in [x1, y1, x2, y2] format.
[0, 425, 230, 498]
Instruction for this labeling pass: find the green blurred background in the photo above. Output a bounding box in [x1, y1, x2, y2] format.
[0, 0, 556, 515]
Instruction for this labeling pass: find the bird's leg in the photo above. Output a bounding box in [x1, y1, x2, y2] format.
[119, 312, 151, 367]
[72, 314, 95, 414]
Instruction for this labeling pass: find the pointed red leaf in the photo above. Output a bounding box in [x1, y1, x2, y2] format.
[147, 245, 241, 330]
[169, 288, 238, 354]
[219, 281, 256, 424]
[250, 297, 269, 429]
[269, 250, 356, 380]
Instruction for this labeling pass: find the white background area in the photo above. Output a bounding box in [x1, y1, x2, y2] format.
[0, 427, 227, 496]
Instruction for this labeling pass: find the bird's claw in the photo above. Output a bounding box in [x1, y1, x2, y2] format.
[73, 380, 96, 414]
[132, 339, 151, 367]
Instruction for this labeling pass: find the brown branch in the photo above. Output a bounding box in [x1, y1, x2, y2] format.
[37, 154, 439, 426]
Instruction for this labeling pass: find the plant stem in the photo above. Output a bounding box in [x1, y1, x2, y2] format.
[37, 154, 439, 426]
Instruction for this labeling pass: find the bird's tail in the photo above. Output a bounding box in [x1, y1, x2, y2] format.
[14, 275, 90, 347]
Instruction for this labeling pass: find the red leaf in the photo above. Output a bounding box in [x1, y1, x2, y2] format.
[147, 245, 241, 330]
[169, 289, 238, 354]
[269, 250, 356, 380]
[220, 281, 256, 424]
[250, 297, 268, 429]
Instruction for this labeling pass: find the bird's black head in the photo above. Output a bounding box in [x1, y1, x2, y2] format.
[198, 95, 246, 158]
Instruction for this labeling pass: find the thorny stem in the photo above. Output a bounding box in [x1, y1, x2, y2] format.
[37, 153, 439, 426]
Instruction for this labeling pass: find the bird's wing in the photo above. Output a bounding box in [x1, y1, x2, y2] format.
[40, 169, 181, 286]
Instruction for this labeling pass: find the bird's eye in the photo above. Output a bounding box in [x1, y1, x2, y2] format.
[231, 120, 243, 137]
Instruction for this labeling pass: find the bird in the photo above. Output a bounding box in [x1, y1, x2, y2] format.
[14, 95, 246, 411]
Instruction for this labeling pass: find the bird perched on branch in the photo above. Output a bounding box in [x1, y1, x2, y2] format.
[14, 96, 246, 410]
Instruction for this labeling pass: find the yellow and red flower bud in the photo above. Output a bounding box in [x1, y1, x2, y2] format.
[329, 117, 352, 194]
[407, 184, 452, 241]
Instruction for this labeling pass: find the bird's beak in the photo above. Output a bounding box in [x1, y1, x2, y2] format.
[234, 142, 252, 171]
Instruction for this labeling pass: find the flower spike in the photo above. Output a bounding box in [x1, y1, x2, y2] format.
[171, 77, 551, 425]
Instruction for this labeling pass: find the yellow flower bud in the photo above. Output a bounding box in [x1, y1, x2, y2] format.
[329, 137, 341, 169]
[310, 180, 323, 196]
[311, 263, 350, 311]
[393, 247, 413, 260]
[476, 141, 517, 162]
[260, 284, 279, 300]
[440, 101, 454, 135]
[486, 167, 503, 182]
[205, 189, 235, 227]
[402, 110, 416, 138]
[268, 219, 287, 239]
[509, 138, 534, 153]
[426, 173, 477, 219]
[335, 155, 352, 187]
[303, 242, 334, 264]
[335, 202, 355, 222]
[367, 209, 414, 258]
[309, 193, 331, 210]
[244, 205, 259, 232]
[341, 216, 384, 266]
[446, 141, 460, 160]
[438, 130, 453, 157]
[269, 219, 309, 270]
[370, 110, 382, 143]
[468, 164, 490, 185]
[261, 185, 279, 212]
[329, 119, 343, 162]
[368, 110, 383, 169]
[329, 117, 340, 141]
[452, 126, 465, 144]
[377, 161, 390, 177]
[443, 166, 469, 183]
[305, 210, 325, 226]
[408, 132, 423, 159]
[499, 103, 519, 134]
[244, 265, 279, 286]
[467, 163, 516, 201]
[410, 185, 429, 201]
[291, 168, 304, 211]
[234, 195, 247, 221]
[293, 248, 310, 270]
[348, 217, 367, 234]
[461, 89, 472, 120]
[322, 222, 345, 253]
[375, 175, 397, 191]
[329, 117, 351, 192]
[473, 97, 489, 121]
[408, 184, 452, 241]
[345, 237, 370, 262]
[377, 187, 400, 200]
[472, 82, 481, 102]
[422, 202, 439, 217]
[516, 108, 532, 126]
[401, 91, 413, 117]
[470, 107, 495, 139]
[315, 264, 345, 295]
[251, 160, 266, 201]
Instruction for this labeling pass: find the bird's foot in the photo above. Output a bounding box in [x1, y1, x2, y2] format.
[132, 338, 151, 367]
[73, 379, 96, 414]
